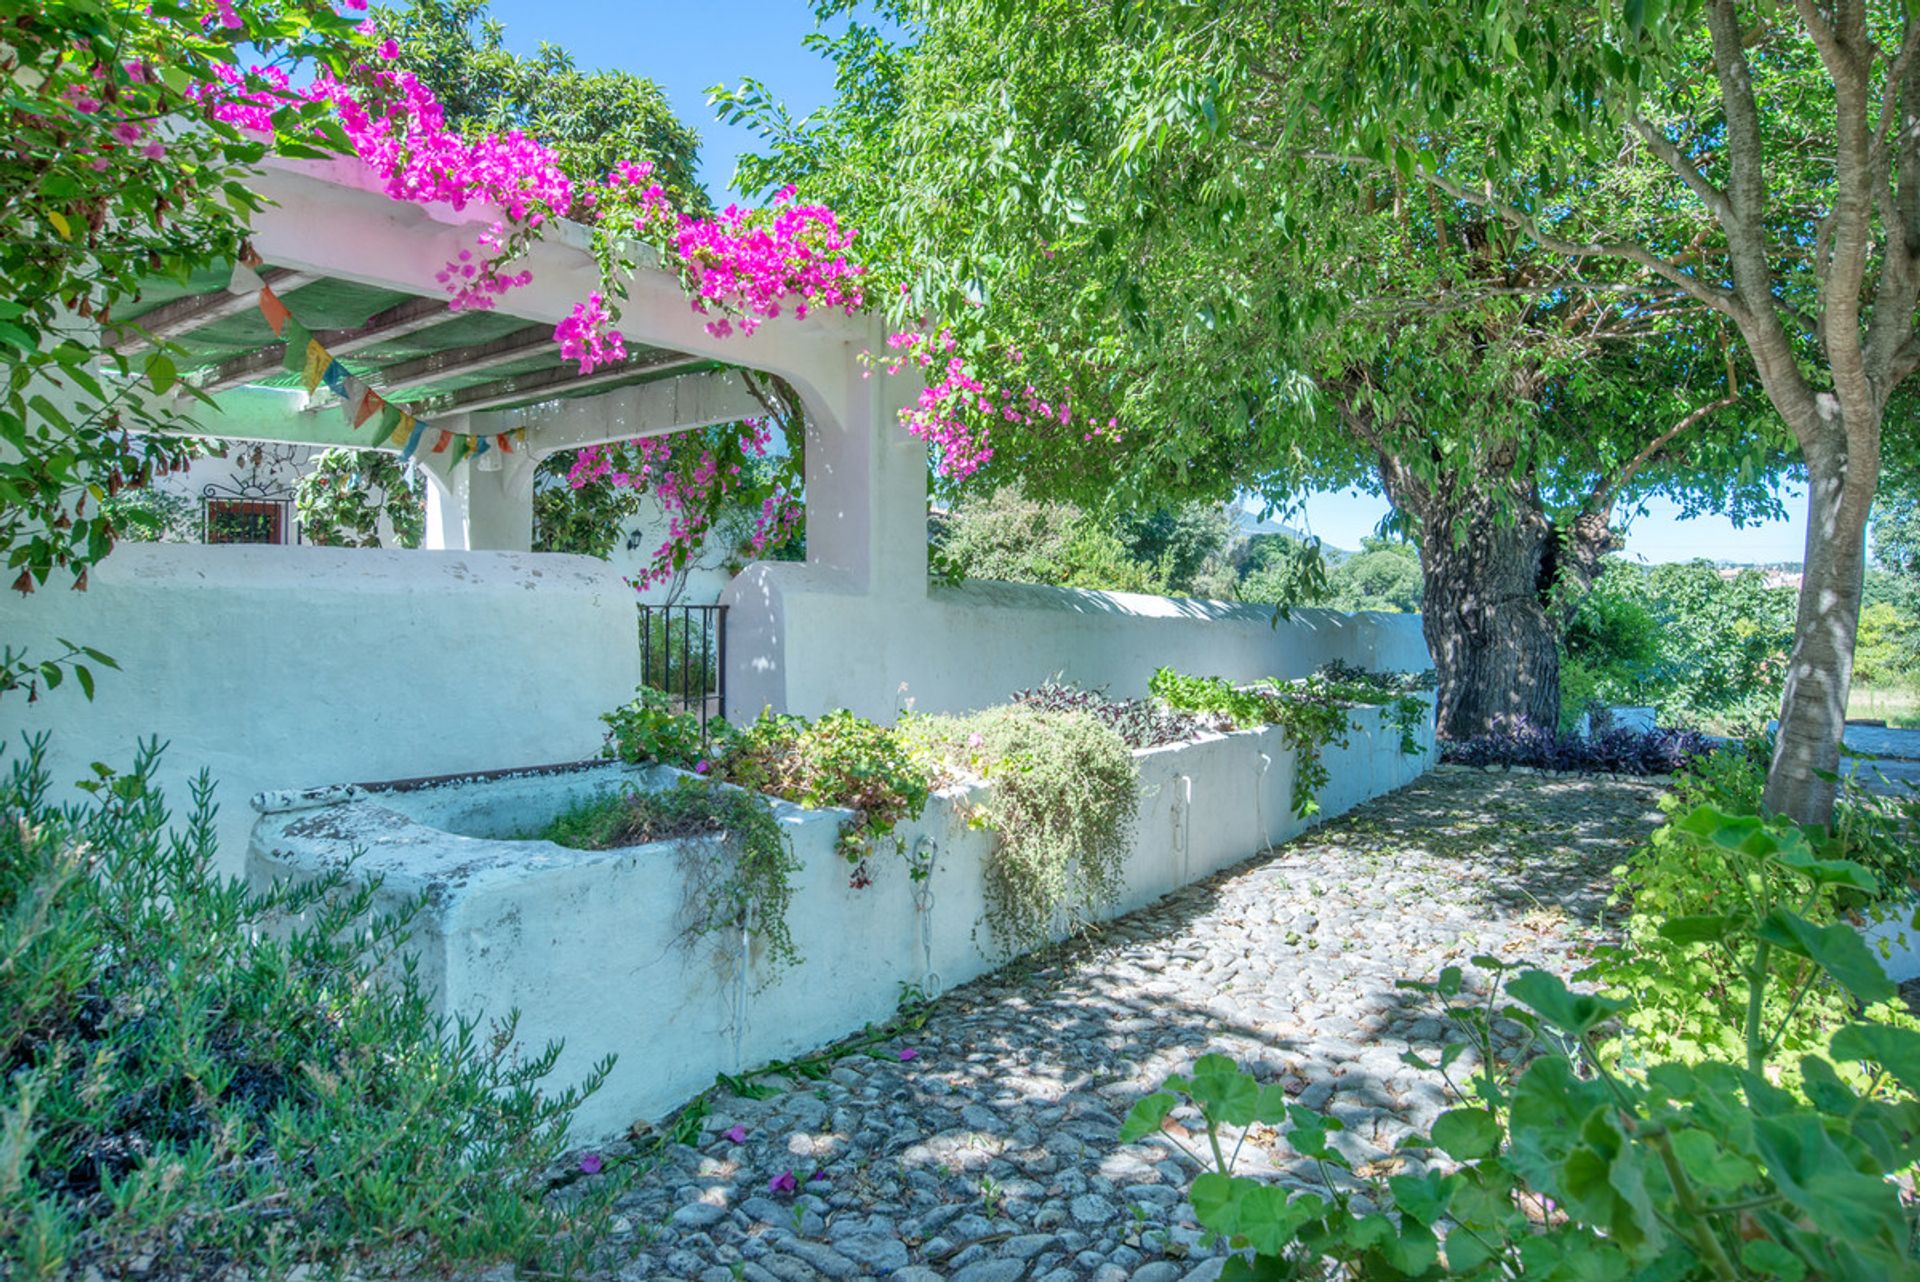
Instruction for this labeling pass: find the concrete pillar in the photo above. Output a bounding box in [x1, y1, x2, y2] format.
[801, 318, 928, 598]
[420, 416, 536, 552]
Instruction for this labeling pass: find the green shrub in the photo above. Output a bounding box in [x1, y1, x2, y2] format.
[1124, 804, 1920, 1280]
[0, 739, 615, 1278]
[902, 705, 1138, 951]
[1148, 665, 1429, 815]
[719, 708, 932, 875]
[541, 778, 801, 981]
[1589, 738, 1920, 1070]
[601, 685, 710, 769]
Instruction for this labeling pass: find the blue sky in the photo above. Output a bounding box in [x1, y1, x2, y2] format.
[483, 0, 1813, 565]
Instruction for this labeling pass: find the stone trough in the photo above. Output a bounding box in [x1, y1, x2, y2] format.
[248, 702, 1436, 1140]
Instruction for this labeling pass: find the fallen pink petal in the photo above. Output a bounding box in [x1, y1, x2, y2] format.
[724, 1124, 747, 1143]
[578, 1153, 603, 1175]
[768, 1170, 798, 1194]
[898, 1047, 919, 1062]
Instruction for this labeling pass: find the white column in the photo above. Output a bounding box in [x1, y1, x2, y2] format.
[419, 416, 535, 552]
[801, 318, 928, 598]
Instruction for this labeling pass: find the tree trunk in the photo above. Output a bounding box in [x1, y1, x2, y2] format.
[1413, 499, 1563, 740]
[1763, 436, 1877, 822]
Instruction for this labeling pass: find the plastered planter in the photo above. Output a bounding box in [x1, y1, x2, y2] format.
[248, 701, 1436, 1140]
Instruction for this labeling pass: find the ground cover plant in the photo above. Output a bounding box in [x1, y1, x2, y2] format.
[1147, 665, 1432, 815]
[0, 739, 616, 1277]
[600, 696, 933, 883]
[541, 777, 802, 981]
[1592, 738, 1920, 1072]
[901, 705, 1140, 952]
[1442, 720, 1721, 776]
[1123, 801, 1920, 1279]
[1010, 678, 1218, 749]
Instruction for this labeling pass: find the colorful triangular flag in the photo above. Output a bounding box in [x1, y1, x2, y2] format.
[299, 339, 330, 392]
[258, 286, 291, 337]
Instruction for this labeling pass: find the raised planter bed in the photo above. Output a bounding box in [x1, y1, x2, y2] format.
[248, 701, 1435, 1140]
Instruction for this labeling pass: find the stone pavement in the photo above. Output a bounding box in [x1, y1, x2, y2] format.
[595, 768, 1668, 1282]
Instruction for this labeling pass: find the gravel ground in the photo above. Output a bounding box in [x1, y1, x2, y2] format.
[589, 767, 1669, 1282]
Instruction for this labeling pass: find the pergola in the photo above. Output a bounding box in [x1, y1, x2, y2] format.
[106, 153, 928, 586]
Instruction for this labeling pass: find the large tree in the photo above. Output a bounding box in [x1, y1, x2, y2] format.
[1258, 0, 1920, 822]
[720, 1, 1787, 740]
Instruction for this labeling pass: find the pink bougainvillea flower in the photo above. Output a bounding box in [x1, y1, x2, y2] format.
[694, 759, 711, 775]
[376, 38, 400, 59]
[809, 1170, 829, 1183]
[967, 732, 984, 749]
[724, 1124, 747, 1143]
[898, 1047, 919, 1062]
[578, 1153, 604, 1175]
[768, 1170, 798, 1194]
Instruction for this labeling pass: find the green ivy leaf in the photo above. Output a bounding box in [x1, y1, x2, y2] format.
[1507, 969, 1627, 1035]
[1753, 909, 1896, 1004]
[1430, 1107, 1502, 1160]
[1119, 1091, 1176, 1142]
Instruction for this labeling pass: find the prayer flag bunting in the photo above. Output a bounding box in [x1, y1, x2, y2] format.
[374, 402, 404, 441]
[280, 319, 312, 373]
[238, 257, 514, 468]
[300, 339, 330, 392]
[399, 418, 428, 461]
[225, 261, 267, 297]
[258, 287, 291, 337]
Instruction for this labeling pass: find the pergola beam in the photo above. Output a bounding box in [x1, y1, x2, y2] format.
[197, 294, 455, 393]
[377, 325, 556, 396]
[438, 349, 712, 416]
[107, 269, 318, 351]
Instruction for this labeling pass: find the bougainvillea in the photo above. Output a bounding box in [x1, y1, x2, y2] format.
[567, 418, 802, 590]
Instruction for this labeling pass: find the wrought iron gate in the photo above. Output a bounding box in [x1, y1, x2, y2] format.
[638, 603, 727, 733]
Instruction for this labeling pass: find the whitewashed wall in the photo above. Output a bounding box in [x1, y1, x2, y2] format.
[0, 544, 640, 873]
[249, 701, 1435, 1140]
[724, 563, 1433, 722]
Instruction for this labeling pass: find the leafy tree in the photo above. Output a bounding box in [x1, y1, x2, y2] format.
[929, 488, 1155, 593]
[719, 1, 1788, 743]
[0, 1, 371, 700]
[294, 448, 425, 548]
[378, 0, 704, 208]
[1325, 538, 1425, 614]
[1257, 0, 1920, 821]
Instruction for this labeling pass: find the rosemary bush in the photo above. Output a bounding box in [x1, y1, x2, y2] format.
[903, 705, 1139, 952]
[0, 739, 614, 1278]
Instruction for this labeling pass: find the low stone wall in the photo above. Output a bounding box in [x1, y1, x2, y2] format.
[722, 565, 1433, 722]
[1, 544, 641, 874]
[248, 702, 1435, 1140]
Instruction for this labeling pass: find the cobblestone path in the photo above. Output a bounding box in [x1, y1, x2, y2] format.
[598, 768, 1667, 1282]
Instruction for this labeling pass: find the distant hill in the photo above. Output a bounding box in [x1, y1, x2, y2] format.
[1232, 508, 1355, 563]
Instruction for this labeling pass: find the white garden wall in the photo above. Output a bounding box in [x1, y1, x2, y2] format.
[0, 544, 640, 873]
[723, 563, 1433, 722]
[248, 702, 1435, 1140]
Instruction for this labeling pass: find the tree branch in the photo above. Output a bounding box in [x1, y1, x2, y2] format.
[1591, 339, 1741, 513]
[1629, 114, 1738, 227]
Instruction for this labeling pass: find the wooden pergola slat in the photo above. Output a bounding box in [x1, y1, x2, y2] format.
[107, 269, 319, 351]
[377, 325, 557, 396]
[440, 349, 712, 415]
[198, 295, 457, 393]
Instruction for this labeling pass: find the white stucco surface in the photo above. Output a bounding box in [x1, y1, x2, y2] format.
[1, 543, 641, 873]
[723, 565, 1433, 722]
[248, 702, 1435, 1140]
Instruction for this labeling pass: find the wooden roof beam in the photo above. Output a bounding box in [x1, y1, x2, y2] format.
[106, 268, 318, 351]
[377, 325, 557, 395]
[439, 350, 712, 416]
[197, 294, 459, 393]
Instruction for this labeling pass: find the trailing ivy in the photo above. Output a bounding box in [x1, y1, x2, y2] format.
[541, 777, 802, 982]
[902, 705, 1139, 952]
[1148, 665, 1433, 817]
